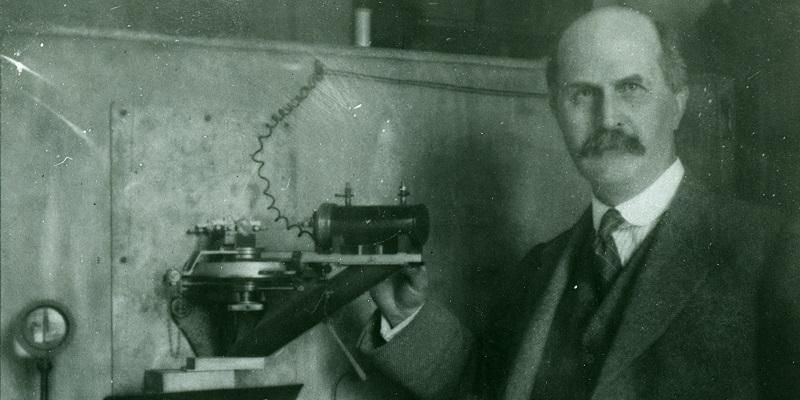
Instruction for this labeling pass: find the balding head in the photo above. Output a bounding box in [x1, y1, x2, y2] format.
[546, 7, 687, 96]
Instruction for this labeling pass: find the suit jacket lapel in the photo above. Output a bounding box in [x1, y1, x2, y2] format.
[593, 179, 718, 396]
[503, 209, 593, 400]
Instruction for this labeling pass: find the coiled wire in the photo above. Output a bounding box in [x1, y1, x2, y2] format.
[250, 60, 324, 238]
[251, 59, 542, 238]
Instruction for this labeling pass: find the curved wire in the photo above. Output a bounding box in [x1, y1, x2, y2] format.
[252, 59, 536, 239]
[250, 60, 325, 238]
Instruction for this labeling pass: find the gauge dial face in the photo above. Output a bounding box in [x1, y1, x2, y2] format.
[23, 307, 69, 350]
[16, 301, 73, 357]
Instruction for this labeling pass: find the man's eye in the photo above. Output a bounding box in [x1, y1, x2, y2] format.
[619, 82, 644, 93]
[571, 88, 595, 102]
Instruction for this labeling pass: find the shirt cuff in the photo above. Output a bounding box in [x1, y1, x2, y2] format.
[379, 304, 424, 342]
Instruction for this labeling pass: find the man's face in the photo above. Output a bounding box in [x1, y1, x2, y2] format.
[551, 10, 687, 204]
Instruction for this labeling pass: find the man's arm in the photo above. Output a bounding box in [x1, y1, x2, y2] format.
[357, 241, 556, 400]
[358, 300, 476, 400]
[358, 265, 477, 399]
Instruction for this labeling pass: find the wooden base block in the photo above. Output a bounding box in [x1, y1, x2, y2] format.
[184, 357, 264, 371]
[143, 370, 235, 393]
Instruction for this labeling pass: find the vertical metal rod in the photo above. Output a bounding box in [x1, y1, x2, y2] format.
[37, 358, 52, 400]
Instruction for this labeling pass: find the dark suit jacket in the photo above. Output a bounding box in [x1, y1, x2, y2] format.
[359, 177, 800, 399]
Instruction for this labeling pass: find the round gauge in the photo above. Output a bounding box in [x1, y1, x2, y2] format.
[16, 301, 73, 358]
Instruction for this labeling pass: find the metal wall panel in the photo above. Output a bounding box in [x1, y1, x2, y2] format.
[1, 36, 113, 400]
[1, 31, 586, 399]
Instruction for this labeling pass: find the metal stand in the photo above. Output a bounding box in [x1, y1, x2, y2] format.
[36, 358, 52, 400]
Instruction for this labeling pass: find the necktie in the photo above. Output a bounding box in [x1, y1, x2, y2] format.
[594, 208, 625, 291]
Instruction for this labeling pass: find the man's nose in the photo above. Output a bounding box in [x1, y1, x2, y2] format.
[596, 92, 622, 129]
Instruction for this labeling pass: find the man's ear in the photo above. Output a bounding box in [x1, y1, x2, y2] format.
[672, 87, 689, 130]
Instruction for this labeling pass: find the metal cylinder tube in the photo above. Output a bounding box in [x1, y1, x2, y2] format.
[313, 203, 429, 252]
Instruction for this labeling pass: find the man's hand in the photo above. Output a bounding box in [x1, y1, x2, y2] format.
[370, 265, 429, 327]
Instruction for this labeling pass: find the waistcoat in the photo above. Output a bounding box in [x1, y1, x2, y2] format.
[530, 225, 660, 399]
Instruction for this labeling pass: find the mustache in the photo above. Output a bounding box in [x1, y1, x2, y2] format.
[579, 128, 646, 158]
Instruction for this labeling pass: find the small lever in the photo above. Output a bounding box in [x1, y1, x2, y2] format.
[398, 180, 410, 205]
[334, 182, 354, 206]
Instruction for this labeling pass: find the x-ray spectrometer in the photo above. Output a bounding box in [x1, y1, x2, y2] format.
[165, 183, 429, 357]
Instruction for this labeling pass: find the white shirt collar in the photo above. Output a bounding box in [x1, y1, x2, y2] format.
[592, 159, 685, 230]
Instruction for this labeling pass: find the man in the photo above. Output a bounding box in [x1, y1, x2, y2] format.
[359, 6, 800, 399]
